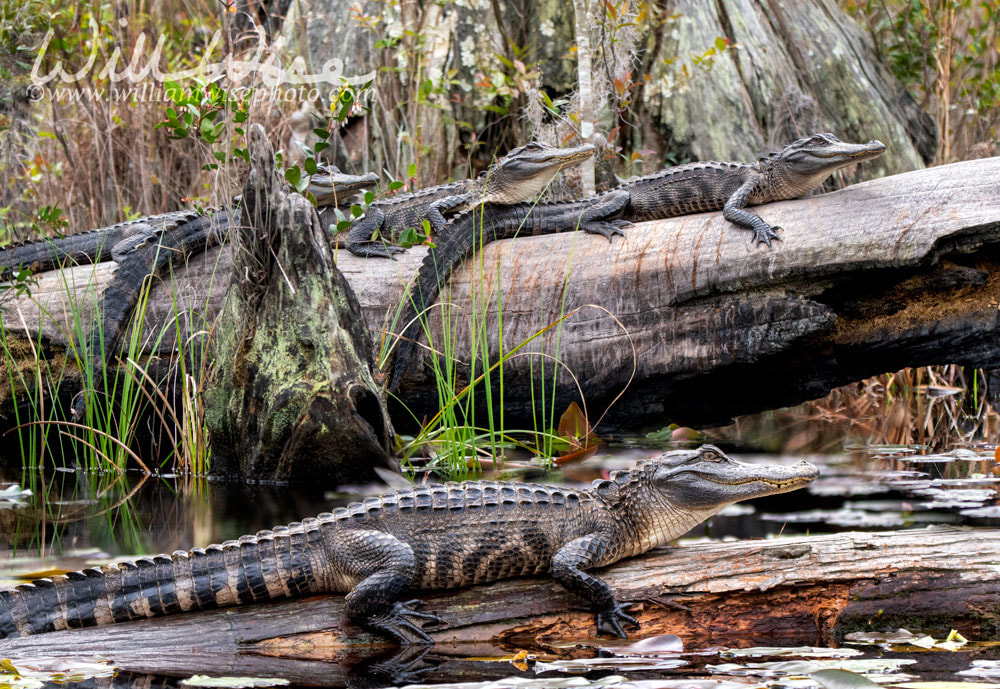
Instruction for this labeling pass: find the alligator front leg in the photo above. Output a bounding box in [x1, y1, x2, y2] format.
[575, 190, 631, 240]
[723, 180, 781, 247]
[427, 193, 472, 234]
[345, 208, 406, 259]
[333, 530, 445, 644]
[551, 532, 639, 639]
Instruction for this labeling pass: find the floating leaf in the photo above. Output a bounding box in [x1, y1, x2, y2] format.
[553, 402, 601, 466]
[724, 647, 863, 658]
[533, 656, 687, 673]
[811, 669, 882, 689]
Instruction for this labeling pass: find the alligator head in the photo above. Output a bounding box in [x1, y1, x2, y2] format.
[605, 445, 818, 553]
[308, 165, 380, 207]
[762, 132, 886, 200]
[482, 141, 596, 204]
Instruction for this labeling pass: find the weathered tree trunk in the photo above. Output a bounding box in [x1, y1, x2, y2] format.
[3, 158, 998, 431]
[631, 0, 936, 174]
[299, 0, 932, 183]
[0, 527, 997, 682]
[202, 125, 396, 484]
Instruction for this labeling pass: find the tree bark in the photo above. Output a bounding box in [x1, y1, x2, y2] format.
[0, 527, 997, 682]
[200, 124, 397, 484]
[2, 158, 998, 431]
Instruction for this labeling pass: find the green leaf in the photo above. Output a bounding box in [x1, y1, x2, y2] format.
[715, 36, 728, 51]
[398, 227, 417, 247]
[336, 219, 352, 233]
[285, 166, 301, 186]
[363, 191, 375, 204]
[350, 204, 363, 218]
[304, 158, 317, 175]
[407, 162, 417, 178]
[314, 141, 329, 154]
[295, 176, 309, 194]
[314, 128, 330, 140]
[421, 218, 431, 232]
[388, 180, 404, 191]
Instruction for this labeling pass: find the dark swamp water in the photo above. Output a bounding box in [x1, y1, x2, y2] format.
[1, 439, 1000, 689]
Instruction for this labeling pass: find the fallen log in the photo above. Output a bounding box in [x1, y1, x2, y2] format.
[2, 158, 999, 429]
[0, 526, 996, 683]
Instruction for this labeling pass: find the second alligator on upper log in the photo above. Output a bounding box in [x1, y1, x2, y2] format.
[0, 446, 816, 644]
[338, 141, 596, 258]
[388, 132, 886, 388]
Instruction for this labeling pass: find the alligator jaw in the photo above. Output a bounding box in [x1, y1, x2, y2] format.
[810, 139, 886, 165]
[309, 167, 380, 207]
[485, 142, 596, 204]
[644, 445, 818, 509]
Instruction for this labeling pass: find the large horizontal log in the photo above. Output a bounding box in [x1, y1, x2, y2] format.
[2, 158, 999, 428]
[0, 526, 996, 685]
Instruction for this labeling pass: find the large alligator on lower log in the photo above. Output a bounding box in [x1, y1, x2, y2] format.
[0, 446, 817, 644]
[388, 132, 886, 388]
[339, 141, 596, 258]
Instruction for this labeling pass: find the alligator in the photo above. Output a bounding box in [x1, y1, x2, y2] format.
[341, 141, 596, 258]
[387, 132, 886, 388]
[596, 132, 886, 246]
[0, 164, 379, 283]
[0, 446, 817, 643]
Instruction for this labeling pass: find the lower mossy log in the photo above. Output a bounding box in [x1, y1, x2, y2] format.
[0, 527, 996, 682]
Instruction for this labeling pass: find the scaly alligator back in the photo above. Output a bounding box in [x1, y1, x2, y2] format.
[617, 161, 749, 221]
[0, 212, 194, 283]
[0, 520, 332, 638]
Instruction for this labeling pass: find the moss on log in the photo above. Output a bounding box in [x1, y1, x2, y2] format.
[201, 125, 396, 484]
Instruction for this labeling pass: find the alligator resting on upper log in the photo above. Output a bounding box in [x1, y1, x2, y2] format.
[388, 133, 887, 389]
[0, 447, 816, 644]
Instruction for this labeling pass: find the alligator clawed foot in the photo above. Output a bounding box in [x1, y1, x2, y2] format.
[583, 220, 629, 241]
[348, 244, 407, 260]
[367, 599, 445, 645]
[594, 601, 640, 639]
[753, 225, 782, 247]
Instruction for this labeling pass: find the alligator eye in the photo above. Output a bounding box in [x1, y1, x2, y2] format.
[700, 449, 722, 461]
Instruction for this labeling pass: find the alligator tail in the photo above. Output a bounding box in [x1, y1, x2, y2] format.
[388, 203, 540, 391]
[0, 520, 329, 638]
[0, 229, 113, 283]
